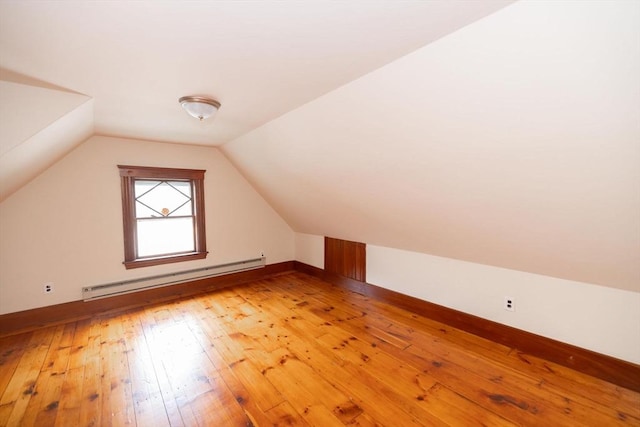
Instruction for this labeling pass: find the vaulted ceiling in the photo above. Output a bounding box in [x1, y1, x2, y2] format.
[0, 0, 511, 199]
[1, 0, 638, 292]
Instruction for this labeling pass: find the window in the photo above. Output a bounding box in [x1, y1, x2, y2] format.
[118, 165, 207, 269]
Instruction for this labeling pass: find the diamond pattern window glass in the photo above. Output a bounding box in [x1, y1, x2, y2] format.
[119, 165, 207, 269]
[134, 180, 195, 257]
[135, 181, 193, 218]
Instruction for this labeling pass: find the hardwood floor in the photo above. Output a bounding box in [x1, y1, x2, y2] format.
[1, 271, 638, 426]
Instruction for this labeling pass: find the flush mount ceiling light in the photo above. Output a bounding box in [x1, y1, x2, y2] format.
[179, 96, 221, 121]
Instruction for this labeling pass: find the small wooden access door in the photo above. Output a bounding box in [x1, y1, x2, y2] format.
[324, 236, 366, 282]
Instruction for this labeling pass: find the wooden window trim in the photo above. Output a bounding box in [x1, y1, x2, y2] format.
[118, 165, 207, 269]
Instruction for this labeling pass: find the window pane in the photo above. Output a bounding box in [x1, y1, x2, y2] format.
[135, 180, 192, 218]
[136, 217, 195, 257]
[170, 181, 192, 197]
[172, 203, 193, 216]
[134, 180, 161, 198]
[135, 201, 158, 218]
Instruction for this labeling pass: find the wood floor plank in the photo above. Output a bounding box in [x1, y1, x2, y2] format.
[0, 335, 31, 427]
[121, 312, 171, 427]
[281, 275, 638, 425]
[355, 298, 640, 421]
[77, 318, 103, 427]
[161, 298, 254, 427]
[359, 295, 640, 423]
[0, 328, 54, 427]
[278, 276, 640, 422]
[0, 333, 31, 395]
[54, 322, 85, 427]
[264, 401, 312, 426]
[137, 306, 186, 427]
[99, 314, 136, 426]
[240, 288, 443, 427]
[1, 271, 638, 426]
[348, 411, 381, 427]
[227, 357, 285, 413]
[19, 324, 72, 427]
[407, 332, 635, 426]
[246, 287, 444, 422]
[174, 375, 249, 427]
[424, 382, 518, 426]
[257, 347, 355, 426]
[147, 305, 208, 426]
[284, 332, 447, 426]
[218, 365, 276, 426]
[506, 350, 640, 419]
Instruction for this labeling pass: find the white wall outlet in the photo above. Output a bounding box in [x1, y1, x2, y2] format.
[43, 282, 54, 294]
[504, 296, 515, 312]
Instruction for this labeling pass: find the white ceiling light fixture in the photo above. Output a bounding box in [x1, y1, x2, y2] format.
[179, 96, 221, 121]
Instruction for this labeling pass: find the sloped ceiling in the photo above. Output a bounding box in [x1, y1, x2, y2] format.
[223, 0, 640, 292]
[0, 72, 93, 200]
[0, 0, 511, 146]
[0, 0, 512, 201]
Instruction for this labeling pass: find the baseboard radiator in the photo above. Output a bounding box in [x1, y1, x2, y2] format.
[82, 257, 266, 301]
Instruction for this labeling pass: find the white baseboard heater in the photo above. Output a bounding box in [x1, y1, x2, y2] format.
[82, 257, 266, 301]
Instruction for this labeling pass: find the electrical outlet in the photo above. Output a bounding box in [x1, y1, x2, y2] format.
[504, 296, 515, 312]
[43, 282, 54, 294]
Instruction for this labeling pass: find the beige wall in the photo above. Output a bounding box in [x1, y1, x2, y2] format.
[0, 135, 294, 314]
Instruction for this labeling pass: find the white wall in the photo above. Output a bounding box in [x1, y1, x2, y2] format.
[368, 245, 640, 364]
[294, 233, 640, 364]
[294, 232, 324, 269]
[0, 135, 294, 314]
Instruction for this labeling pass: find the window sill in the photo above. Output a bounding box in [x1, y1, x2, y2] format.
[123, 252, 208, 269]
